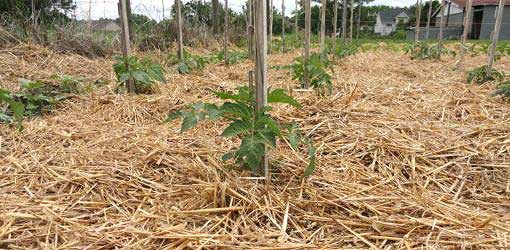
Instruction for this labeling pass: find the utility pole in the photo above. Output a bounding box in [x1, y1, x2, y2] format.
[282, 0, 286, 53]
[255, 0, 269, 180]
[487, 0, 505, 77]
[176, 0, 184, 60]
[320, 0, 326, 57]
[119, 0, 135, 93]
[415, 0, 422, 42]
[332, 0, 338, 52]
[224, 0, 229, 64]
[304, 0, 311, 88]
[342, 0, 347, 43]
[425, 0, 433, 39]
[457, 0, 473, 70]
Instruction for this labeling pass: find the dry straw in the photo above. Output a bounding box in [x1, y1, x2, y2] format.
[1, 44, 509, 249]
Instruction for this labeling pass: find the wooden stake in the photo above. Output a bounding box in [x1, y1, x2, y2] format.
[356, 2, 361, 40]
[437, 0, 446, 51]
[415, 0, 422, 42]
[295, 0, 299, 35]
[224, 0, 229, 65]
[282, 0, 286, 53]
[457, 0, 473, 70]
[303, 0, 311, 88]
[247, 0, 254, 60]
[268, 0, 273, 54]
[425, 0, 433, 39]
[255, 0, 269, 179]
[320, 0, 326, 57]
[332, 0, 338, 52]
[342, 0, 347, 43]
[119, 0, 135, 93]
[349, 0, 353, 42]
[31, 0, 36, 26]
[487, 0, 505, 77]
[176, 0, 184, 60]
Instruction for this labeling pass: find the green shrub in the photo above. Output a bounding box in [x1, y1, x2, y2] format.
[0, 88, 25, 130]
[216, 50, 248, 65]
[113, 55, 166, 93]
[328, 42, 358, 58]
[166, 86, 316, 177]
[467, 65, 504, 84]
[167, 50, 215, 74]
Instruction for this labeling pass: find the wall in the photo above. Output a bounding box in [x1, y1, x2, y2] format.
[479, 6, 510, 40]
[434, 13, 464, 27]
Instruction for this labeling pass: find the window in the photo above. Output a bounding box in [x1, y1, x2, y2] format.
[386, 23, 393, 27]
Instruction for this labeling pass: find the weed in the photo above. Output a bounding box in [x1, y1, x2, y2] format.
[113, 55, 166, 93]
[0, 88, 25, 130]
[466, 65, 504, 84]
[328, 42, 358, 59]
[166, 86, 316, 177]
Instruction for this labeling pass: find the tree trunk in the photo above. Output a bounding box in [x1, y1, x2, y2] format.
[487, 0, 505, 77]
[304, 0, 311, 88]
[332, 0, 338, 52]
[415, 0, 422, 42]
[224, 0, 229, 64]
[320, 0, 326, 57]
[425, 0, 433, 39]
[457, 0, 473, 70]
[342, 0, 347, 43]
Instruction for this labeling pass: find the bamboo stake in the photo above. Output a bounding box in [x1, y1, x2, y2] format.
[176, 0, 184, 60]
[282, 0, 286, 53]
[303, 0, 311, 88]
[425, 0, 433, 39]
[224, 0, 229, 65]
[247, 0, 252, 59]
[320, 0, 327, 58]
[437, 0, 446, 51]
[342, 0, 347, 42]
[332, 0, 338, 52]
[119, 0, 135, 93]
[487, 0, 505, 77]
[349, 0, 354, 42]
[415, 0, 422, 42]
[457, 0, 473, 70]
[255, 0, 269, 179]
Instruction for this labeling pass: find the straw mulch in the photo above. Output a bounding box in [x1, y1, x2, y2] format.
[1, 44, 509, 249]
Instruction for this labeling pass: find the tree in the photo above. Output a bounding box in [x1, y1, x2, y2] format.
[0, 0, 74, 21]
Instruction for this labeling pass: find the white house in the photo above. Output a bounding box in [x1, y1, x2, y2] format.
[374, 8, 411, 36]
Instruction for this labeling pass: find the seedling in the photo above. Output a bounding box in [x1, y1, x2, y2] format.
[0, 88, 25, 130]
[113, 55, 165, 93]
[168, 50, 214, 74]
[166, 86, 316, 177]
[466, 65, 504, 84]
[290, 53, 332, 96]
[328, 42, 358, 59]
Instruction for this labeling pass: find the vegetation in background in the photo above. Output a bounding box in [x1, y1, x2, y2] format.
[466, 65, 504, 84]
[166, 86, 316, 177]
[327, 42, 359, 58]
[216, 50, 248, 65]
[113, 55, 165, 93]
[167, 50, 214, 74]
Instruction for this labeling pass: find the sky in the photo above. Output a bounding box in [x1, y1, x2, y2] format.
[74, 0, 417, 21]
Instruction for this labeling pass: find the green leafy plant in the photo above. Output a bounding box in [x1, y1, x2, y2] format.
[0, 88, 25, 129]
[466, 65, 505, 84]
[168, 50, 214, 74]
[290, 53, 333, 96]
[328, 42, 358, 59]
[494, 80, 510, 101]
[165, 86, 316, 177]
[51, 75, 88, 94]
[113, 55, 166, 93]
[216, 50, 248, 65]
[405, 42, 455, 60]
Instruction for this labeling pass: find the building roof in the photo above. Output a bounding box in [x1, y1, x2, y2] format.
[378, 8, 411, 24]
[450, 0, 510, 6]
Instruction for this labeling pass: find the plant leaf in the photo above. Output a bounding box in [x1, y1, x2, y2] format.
[268, 89, 302, 108]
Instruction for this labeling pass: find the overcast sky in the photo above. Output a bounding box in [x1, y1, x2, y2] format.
[74, 0, 417, 21]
